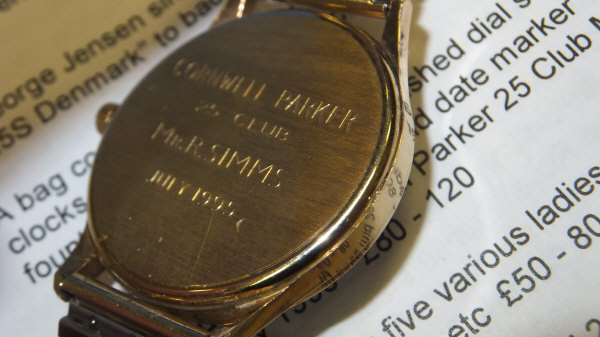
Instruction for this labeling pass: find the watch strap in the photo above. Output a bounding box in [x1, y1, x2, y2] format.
[216, 0, 392, 26]
[280, 0, 389, 18]
[59, 302, 152, 337]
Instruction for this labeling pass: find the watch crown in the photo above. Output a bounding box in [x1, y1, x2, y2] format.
[96, 103, 119, 134]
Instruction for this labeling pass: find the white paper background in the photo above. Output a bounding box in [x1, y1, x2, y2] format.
[1, 1, 599, 336]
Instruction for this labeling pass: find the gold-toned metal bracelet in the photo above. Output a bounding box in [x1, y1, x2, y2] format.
[218, 0, 389, 20]
[55, 1, 414, 336]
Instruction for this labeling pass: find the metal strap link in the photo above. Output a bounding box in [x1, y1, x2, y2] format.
[280, 0, 390, 18]
[59, 302, 150, 337]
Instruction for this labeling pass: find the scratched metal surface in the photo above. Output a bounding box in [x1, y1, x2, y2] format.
[88, 11, 393, 302]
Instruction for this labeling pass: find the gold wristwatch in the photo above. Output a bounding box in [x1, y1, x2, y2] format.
[54, 0, 414, 336]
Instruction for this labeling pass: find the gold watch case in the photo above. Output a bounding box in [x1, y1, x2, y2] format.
[55, 1, 414, 336]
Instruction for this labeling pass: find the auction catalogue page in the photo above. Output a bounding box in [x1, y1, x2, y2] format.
[0, 0, 598, 336]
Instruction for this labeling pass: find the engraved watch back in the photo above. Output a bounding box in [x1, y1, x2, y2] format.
[87, 8, 405, 325]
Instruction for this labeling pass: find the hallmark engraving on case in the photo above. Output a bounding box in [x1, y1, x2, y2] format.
[193, 101, 290, 142]
[173, 59, 267, 101]
[173, 59, 360, 134]
[151, 122, 283, 188]
[274, 89, 358, 133]
[233, 113, 289, 142]
[194, 101, 221, 118]
[151, 121, 205, 156]
[146, 169, 247, 231]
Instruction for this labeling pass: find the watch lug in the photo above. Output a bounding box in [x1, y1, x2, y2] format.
[54, 228, 103, 301]
[381, 0, 412, 73]
[212, 0, 261, 26]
